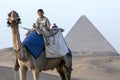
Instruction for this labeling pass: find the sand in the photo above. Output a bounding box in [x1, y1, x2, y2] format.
[0, 47, 120, 80]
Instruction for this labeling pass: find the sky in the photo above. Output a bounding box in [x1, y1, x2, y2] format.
[0, 0, 120, 53]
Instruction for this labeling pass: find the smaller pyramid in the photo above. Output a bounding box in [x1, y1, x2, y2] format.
[65, 15, 118, 55]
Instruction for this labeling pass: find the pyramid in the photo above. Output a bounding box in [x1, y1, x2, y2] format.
[65, 15, 118, 55]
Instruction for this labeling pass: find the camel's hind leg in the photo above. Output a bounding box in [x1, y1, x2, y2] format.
[56, 66, 66, 80]
[56, 62, 72, 80]
[64, 66, 72, 80]
[19, 66, 28, 80]
[63, 54, 72, 80]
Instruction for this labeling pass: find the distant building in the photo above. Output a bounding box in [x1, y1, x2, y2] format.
[65, 15, 118, 56]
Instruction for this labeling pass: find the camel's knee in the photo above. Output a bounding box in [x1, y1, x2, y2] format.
[19, 66, 28, 72]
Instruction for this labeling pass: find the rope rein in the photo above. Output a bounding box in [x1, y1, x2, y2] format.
[19, 26, 30, 30]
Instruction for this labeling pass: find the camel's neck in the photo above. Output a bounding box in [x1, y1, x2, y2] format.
[11, 25, 21, 50]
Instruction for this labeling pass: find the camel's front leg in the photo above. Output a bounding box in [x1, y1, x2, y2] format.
[32, 69, 39, 80]
[19, 66, 28, 80]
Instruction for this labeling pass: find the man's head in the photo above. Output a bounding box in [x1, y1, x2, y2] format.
[37, 9, 44, 18]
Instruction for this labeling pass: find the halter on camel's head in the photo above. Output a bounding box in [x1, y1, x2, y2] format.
[7, 10, 21, 27]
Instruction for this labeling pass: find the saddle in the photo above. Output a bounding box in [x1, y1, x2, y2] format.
[36, 28, 64, 37]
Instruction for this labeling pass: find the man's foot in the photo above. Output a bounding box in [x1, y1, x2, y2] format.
[46, 41, 50, 45]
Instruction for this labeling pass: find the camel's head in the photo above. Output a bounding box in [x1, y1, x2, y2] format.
[7, 10, 21, 27]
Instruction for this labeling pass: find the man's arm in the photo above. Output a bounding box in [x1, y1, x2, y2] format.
[36, 18, 40, 28]
[46, 18, 51, 30]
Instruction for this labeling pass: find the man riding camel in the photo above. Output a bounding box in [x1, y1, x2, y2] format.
[36, 9, 51, 45]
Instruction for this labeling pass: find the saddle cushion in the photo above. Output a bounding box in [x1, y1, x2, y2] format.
[23, 32, 45, 58]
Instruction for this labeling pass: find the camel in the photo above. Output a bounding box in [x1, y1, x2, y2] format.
[7, 10, 72, 80]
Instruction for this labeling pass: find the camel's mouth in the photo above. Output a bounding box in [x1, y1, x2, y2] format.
[7, 10, 21, 27]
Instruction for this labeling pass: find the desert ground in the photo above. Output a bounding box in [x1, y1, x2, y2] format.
[0, 48, 120, 80]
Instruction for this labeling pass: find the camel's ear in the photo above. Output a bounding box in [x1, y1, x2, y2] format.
[7, 21, 10, 27]
[18, 18, 22, 24]
[7, 18, 11, 27]
[8, 12, 11, 17]
[18, 18, 21, 22]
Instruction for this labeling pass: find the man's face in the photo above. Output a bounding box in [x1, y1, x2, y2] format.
[38, 11, 43, 18]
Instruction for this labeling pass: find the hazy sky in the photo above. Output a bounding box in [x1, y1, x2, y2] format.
[0, 0, 120, 53]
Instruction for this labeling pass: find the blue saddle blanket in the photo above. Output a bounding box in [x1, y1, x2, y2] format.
[22, 32, 45, 58]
